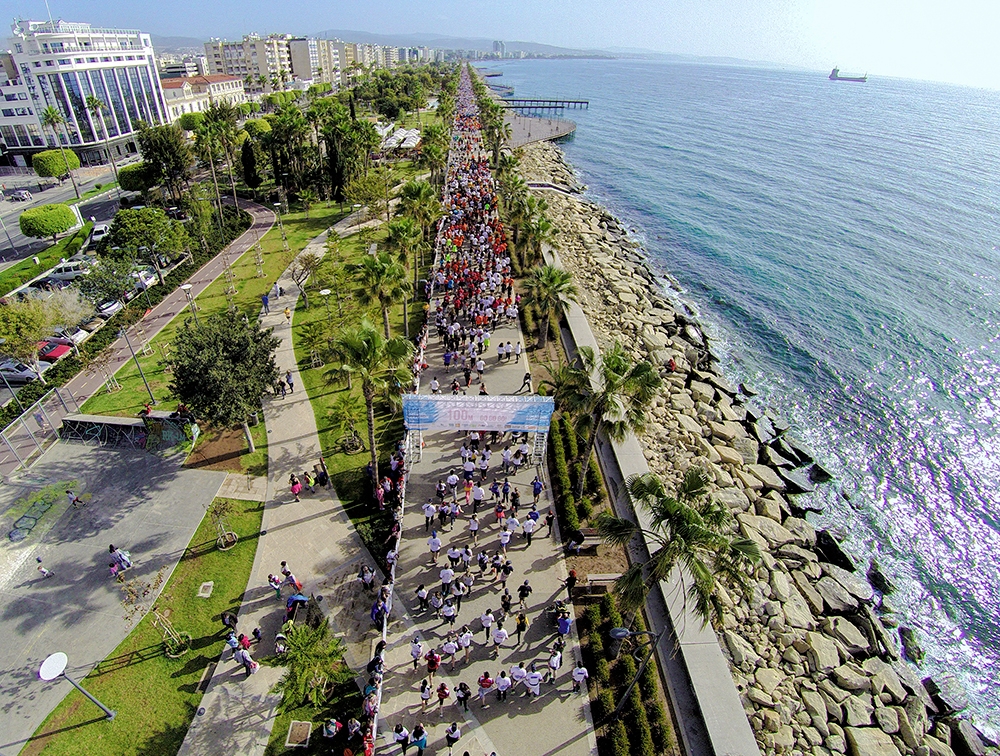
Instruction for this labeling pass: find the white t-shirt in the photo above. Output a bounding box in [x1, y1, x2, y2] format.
[427, 536, 442, 552]
[526, 671, 543, 688]
[459, 631, 474, 648]
[463, 460, 475, 473]
[443, 640, 458, 655]
[480, 612, 494, 629]
[572, 667, 590, 683]
[499, 530, 511, 545]
[472, 486, 485, 501]
[492, 627, 509, 645]
[440, 568, 455, 584]
[522, 519, 536, 534]
[469, 518, 479, 532]
[447, 474, 460, 488]
[496, 675, 512, 691]
[422, 502, 437, 519]
[511, 665, 527, 683]
[548, 651, 562, 670]
[410, 641, 422, 659]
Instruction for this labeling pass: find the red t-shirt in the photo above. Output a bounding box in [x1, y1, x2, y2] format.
[478, 675, 494, 690]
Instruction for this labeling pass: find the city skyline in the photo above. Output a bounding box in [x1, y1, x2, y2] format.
[8, 0, 1000, 90]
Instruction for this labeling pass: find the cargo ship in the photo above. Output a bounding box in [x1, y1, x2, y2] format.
[829, 67, 867, 82]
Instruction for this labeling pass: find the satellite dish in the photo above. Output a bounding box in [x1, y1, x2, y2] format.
[39, 652, 68, 681]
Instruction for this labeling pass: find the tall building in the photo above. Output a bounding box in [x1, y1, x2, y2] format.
[0, 19, 167, 167]
[315, 39, 340, 87]
[288, 37, 318, 83]
[205, 33, 292, 95]
[158, 55, 208, 79]
[493, 40, 506, 58]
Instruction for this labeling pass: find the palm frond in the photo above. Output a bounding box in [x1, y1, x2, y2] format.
[595, 512, 638, 546]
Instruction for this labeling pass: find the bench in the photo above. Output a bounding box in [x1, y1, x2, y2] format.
[572, 572, 622, 599]
[568, 527, 602, 556]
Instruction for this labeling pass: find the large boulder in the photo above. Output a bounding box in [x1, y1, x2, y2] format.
[779, 467, 816, 493]
[816, 576, 859, 613]
[755, 667, 784, 695]
[843, 693, 875, 726]
[748, 463, 787, 491]
[714, 443, 744, 466]
[737, 514, 796, 548]
[845, 727, 902, 756]
[862, 658, 907, 703]
[806, 630, 841, 671]
[822, 563, 875, 602]
[782, 583, 816, 629]
[833, 664, 871, 692]
[825, 617, 871, 655]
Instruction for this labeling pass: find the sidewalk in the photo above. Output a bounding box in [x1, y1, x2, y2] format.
[178, 219, 382, 756]
[375, 307, 599, 755]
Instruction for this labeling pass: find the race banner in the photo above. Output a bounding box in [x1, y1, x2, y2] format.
[402, 395, 555, 433]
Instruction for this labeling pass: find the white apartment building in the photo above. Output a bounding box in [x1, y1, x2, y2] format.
[161, 74, 245, 122]
[205, 33, 292, 95]
[1, 19, 167, 167]
[159, 55, 208, 79]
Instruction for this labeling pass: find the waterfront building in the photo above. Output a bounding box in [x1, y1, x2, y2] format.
[205, 33, 292, 95]
[0, 19, 167, 167]
[161, 74, 245, 122]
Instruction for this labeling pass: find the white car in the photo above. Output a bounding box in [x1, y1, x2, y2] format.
[49, 260, 92, 282]
[131, 267, 158, 290]
[96, 300, 124, 319]
[90, 223, 111, 245]
[49, 327, 91, 347]
[0, 359, 49, 384]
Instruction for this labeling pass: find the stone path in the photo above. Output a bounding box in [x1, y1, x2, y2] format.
[374, 302, 599, 756]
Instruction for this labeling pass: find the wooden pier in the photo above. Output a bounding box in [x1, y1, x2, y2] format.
[499, 98, 589, 111]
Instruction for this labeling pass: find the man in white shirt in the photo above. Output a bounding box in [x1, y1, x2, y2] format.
[430, 377, 441, 394]
[468, 515, 480, 544]
[440, 566, 455, 595]
[522, 516, 536, 546]
[475, 357, 486, 382]
[491, 623, 509, 657]
[471, 484, 485, 514]
[427, 532, 442, 564]
[544, 649, 562, 683]
[525, 667, 543, 696]
[510, 661, 528, 689]
[572, 662, 590, 692]
[423, 500, 438, 532]
[459, 627, 474, 663]
[462, 458, 476, 480]
[446, 471, 461, 501]
[480, 609, 494, 641]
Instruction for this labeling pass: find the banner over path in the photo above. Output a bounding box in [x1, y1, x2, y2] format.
[402, 395, 555, 433]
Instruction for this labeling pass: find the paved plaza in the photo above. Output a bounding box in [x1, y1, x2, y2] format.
[0, 443, 226, 756]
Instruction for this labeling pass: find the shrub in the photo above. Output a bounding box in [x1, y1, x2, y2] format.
[609, 720, 630, 756]
[178, 112, 205, 132]
[576, 497, 592, 522]
[19, 204, 76, 240]
[625, 685, 656, 756]
[118, 161, 155, 193]
[520, 301, 536, 342]
[595, 689, 615, 721]
[563, 413, 580, 459]
[547, 412, 579, 534]
[32, 148, 80, 177]
[587, 456, 605, 500]
[601, 593, 623, 630]
[595, 656, 610, 686]
[584, 605, 602, 634]
[614, 649, 637, 685]
[647, 700, 674, 754]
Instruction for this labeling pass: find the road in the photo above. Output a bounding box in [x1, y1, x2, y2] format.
[0, 168, 120, 265]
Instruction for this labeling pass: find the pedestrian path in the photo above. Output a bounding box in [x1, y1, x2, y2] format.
[374, 304, 598, 756]
[177, 222, 382, 756]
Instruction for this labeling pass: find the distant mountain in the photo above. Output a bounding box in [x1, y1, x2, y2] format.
[313, 29, 608, 57]
[150, 34, 206, 53]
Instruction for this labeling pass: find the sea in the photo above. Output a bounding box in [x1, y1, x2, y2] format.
[492, 58, 1000, 737]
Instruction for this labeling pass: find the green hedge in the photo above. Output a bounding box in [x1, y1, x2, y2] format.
[547, 412, 579, 534]
[609, 720, 630, 756]
[601, 593, 623, 631]
[595, 689, 615, 721]
[624, 682, 656, 756]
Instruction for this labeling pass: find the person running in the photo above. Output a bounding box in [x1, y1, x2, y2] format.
[544, 647, 563, 683]
[491, 623, 509, 658]
[531, 475, 544, 504]
[480, 608, 494, 641]
[436, 681, 451, 714]
[515, 612, 528, 644]
[444, 723, 462, 756]
[522, 515, 536, 546]
[66, 490, 84, 508]
[410, 634, 423, 670]
[411, 723, 427, 756]
[427, 531, 442, 564]
[425, 648, 441, 682]
[416, 584, 429, 611]
[477, 670, 495, 706]
[572, 660, 590, 692]
[443, 634, 459, 669]
[422, 499, 437, 532]
[517, 579, 533, 609]
[525, 665, 543, 697]
[393, 723, 411, 756]
[459, 625, 474, 664]
[419, 679, 432, 711]
[467, 514, 480, 545]
[455, 681, 472, 711]
[496, 670, 512, 701]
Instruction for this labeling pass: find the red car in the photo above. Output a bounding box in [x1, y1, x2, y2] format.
[37, 341, 72, 363]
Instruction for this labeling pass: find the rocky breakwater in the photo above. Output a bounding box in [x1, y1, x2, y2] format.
[518, 141, 990, 756]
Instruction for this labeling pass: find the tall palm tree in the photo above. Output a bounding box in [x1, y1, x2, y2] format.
[597, 467, 761, 625]
[39, 106, 81, 199]
[552, 342, 662, 500]
[385, 216, 423, 335]
[522, 264, 578, 348]
[398, 180, 442, 243]
[325, 319, 414, 483]
[193, 122, 224, 227]
[204, 102, 240, 200]
[352, 252, 408, 339]
[85, 96, 120, 197]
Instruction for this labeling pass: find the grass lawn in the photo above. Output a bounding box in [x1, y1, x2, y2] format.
[0, 222, 93, 297]
[67, 181, 118, 205]
[292, 227, 427, 557]
[79, 204, 348, 425]
[262, 681, 362, 756]
[23, 497, 264, 756]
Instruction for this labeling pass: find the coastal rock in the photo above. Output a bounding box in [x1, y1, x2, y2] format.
[738, 514, 796, 548]
[710, 420, 738, 441]
[755, 667, 785, 696]
[676, 413, 704, 436]
[892, 707, 921, 749]
[755, 495, 782, 521]
[949, 719, 987, 756]
[825, 617, 870, 655]
[753, 416, 777, 444]
[708, 373, 738, 396]
[924, 735, 958, 756]
[821, 563, 875, 602]
[690, 380, 714, 403]
[874, 706, 900, 734]
[714, 444, 744, 466]
[764, 444, 796, 467]
[724, 629, 760, 667]
[783, 584, 816, 629]
[794, 571, 826, 615]
[684, 324, 704, 347]
[861, 658, 907, 703]
[782, 433, 815, 462]
[783, 516, 817, 547]
[815, 531, 857, 572]
[733, 468, 764, 490]
[924, 675, 970, 715]
[817, 577, 859, 613]
[779, 467, 816, 493]
[716, 487, 750, 512]
[833, 664, 871, 692]
[748, 463, 787, 491]
[843, 693, 875, 726]
[845, 727, 902, 756]
[733, 436, 760, 464]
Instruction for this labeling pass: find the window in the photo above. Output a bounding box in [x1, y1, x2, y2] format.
[1, 109, 14, 117]
[18, 93, 27, 100]
[114, 56, 123, 61]
[15, 108, 30, 116]
[14, 43, 22, 53]
[33, 62, 41, 68]
[88, 57, 98, 63]
[45, 60, 54, 66]
[4, 94, 16, 101]
[58, 59, 71, 65]
[101, 57, 111, 62]
[75, 58, 84, 64]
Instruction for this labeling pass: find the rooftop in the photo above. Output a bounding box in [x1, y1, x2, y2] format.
[160, 74, 242, 89]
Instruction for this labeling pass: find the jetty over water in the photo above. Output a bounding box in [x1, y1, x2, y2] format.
[504, 112, 576, 147]
[500, 98, 589, 111]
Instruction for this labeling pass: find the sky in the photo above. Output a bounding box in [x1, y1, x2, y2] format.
[12, 0, 1000, 90]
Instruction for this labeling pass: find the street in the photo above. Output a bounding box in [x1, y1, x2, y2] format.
[0, 167, 120, 265]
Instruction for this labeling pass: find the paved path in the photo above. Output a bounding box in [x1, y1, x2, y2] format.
[375, 302, 599, 756]
[0, 443, 226, 756]
[0, 200, 276, 481]
[178, 214, 382, 756]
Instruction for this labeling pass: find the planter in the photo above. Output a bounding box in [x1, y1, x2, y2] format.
[217, 532, 239, 551]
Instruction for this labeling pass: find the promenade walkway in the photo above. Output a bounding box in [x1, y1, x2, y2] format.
[505, 112, 577, 148]
[178, 211, 382, 756]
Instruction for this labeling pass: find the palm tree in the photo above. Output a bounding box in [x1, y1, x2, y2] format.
[352, 252, 408, 339]
[597, 467, 761, 625]
[85, 96, 120, 197]
[299, 188, 319, 218]
[204, 102, 240, 200]
[325, 319, 414, 483]
[39, 106, 81, 199]
[552, 342, 662, 500]
[398, 180, 442, 243]
[193, 122, 224, 227]
[522, 264, 577, 348]
[385, 216, 423, 335]
[418, 141, 447, 184]
[272, 619, 351, 708]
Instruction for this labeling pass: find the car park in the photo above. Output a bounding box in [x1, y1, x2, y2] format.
[9, 189, 32, 202]
[37, 341, 72, 363]
[0, 359, 48, 384]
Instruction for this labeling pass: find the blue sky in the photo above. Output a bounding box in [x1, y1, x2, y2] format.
[13, 0, 1000, 89]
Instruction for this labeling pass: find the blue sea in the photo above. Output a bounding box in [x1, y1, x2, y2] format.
[493, 58, 1000, 736]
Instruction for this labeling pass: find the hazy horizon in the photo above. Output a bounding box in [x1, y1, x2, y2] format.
[9, 0, 1000, 90]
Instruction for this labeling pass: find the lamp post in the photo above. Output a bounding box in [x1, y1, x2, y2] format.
[0, 338, 25, 412]
[319, 288, 332, 324]
[120, 328, 155, 405]
[603, 626, 667, 724]
[0, 211, 15, 256]
[39, 652, 115, 720]
[352, 203, 362, 228]
[179, 284, 200, 328]
[273, 202, 285, 240]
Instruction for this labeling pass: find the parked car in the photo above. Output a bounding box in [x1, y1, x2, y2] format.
[166, 206, 187, 220]
[49, 327, 90, 347]
[80, 317, 105, 333]
[96, 300, 123, 319]
[89, 223, 111, 245]
[49, 260, 92, 282]
[9, 189, 32, 202]
[0, 359, 48, 384]
[131, 267, 158, 291]
[37, 341, 72, 363]
[33, 276, 70, 292]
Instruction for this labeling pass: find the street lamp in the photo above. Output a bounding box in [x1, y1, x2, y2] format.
[352, 203, 362, 228]
[0, 211, 15, 256]
[319, 288, 332, 323]
[179, 284, 200, 327]
[120, 328, 155, 405]
[0, 338, 25, 412]
[39, 652, 116, 721]
[603, 626, 668, 724]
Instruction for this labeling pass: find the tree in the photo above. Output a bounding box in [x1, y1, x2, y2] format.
[272, 619, 351, 708]
[19, 204, 76, 241]
[178, 112, 205, 132]
[32, 149, 81, 178]
[168, 311, 280, 453]
[398, 180, 442, 243]
[38, 106, 81, 199]
[136, 122, 194, 200]
[352, 252, 408, 339]
[241, 139, 262, 193]
[345, 168, 389, 224]
[288, 251, 322, 308]
[385, 216, 422, 336]
[552, 343, 662, 500]
[325, 319, 413, 483]
[299, 188, 318, 218]
[204, 102, 241, 201]
[117, 162, 155, 194]
[87, 95, 120, 192]
[597, 468, 761, 625]
[0, 293, 90, 382]
[77, 256, 135, 306]
[101, 207, 188, 265]
[522, 264, 578, 348]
